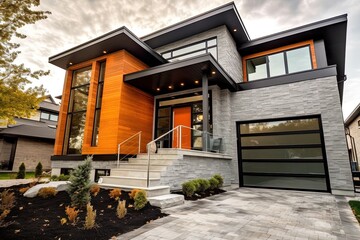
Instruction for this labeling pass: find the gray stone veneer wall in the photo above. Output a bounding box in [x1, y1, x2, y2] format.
[155, 25, 243, 82]
[213, 76, 353, 194]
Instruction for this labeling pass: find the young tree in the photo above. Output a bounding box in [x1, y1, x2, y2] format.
[0, 0, 51, 123]
[35, 162, 42, 178]
[16, 162, 26, 179]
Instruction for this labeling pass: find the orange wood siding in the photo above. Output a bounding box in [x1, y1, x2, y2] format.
[242, 40, 317, 82]
[54, 50, 153, 156]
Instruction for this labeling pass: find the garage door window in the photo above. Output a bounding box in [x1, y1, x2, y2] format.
[237, 116, 330, 192]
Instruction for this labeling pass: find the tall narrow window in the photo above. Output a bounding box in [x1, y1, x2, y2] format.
[92, 62, 106, 146]
[63, 66, 92, 154]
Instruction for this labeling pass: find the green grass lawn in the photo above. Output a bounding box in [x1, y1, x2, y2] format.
[349, 200, 360, 223]
[0, 172, 35, 180]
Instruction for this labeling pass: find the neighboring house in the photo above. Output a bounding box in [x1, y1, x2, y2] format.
[345, 103, 360, 171]
[49, 3, 354, 195]
[0, 96, 59, 171]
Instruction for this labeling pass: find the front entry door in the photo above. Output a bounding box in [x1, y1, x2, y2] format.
[172, 107, 191, 149]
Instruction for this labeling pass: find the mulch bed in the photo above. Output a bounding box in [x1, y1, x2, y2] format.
[0, 184, 167, 240]
[172, 188, 226, 201]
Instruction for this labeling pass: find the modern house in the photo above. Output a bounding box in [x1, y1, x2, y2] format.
[0, 96, 59, 171]
[345, 103, 360, 171]
[49, 2, 354, 196]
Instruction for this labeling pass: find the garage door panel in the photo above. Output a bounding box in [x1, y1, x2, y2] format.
[242, 162, 326, 174]
[241, 133, 322, 146]
[242, 148, 323, 160]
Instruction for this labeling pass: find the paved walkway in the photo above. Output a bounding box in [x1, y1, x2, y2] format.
[119, 188, 360, 240]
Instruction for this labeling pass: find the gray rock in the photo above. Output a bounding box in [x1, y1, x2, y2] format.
[24, 181, 70, 198]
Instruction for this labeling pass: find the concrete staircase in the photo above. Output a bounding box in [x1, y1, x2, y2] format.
[98, 149, 184, 207]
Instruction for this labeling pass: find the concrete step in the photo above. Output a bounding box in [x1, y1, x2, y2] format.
[100, 176, 160, 187]
[118, 163, 168, 171]
[128, 158, 174, 165]
[98, 183, 170, 197]
[134, 154, 180, 160]
[148, 194, 184, 208]
[110, 168, 161, 178]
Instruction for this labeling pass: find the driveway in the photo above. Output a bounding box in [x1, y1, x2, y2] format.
[119, 188, 360, 240]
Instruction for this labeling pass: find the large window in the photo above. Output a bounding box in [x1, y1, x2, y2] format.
[246, 46, 313, 81]
[162, 38, 217, 61]
[63, 66, 92, 154]
[91, 62, 106, 146]
[237, 116, 329, 192]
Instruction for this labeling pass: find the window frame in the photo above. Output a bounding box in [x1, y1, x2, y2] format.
[40, 111, 58, 122]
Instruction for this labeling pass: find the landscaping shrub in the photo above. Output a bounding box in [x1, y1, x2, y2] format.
[50, 175, 58, 181]
[182, 181, 196, 197]
[38, 187, 57, 198]
[0, 190, 15, 211]
[349, 200, 360, 222]
[128, 189, 140, 199]
[116, 200, 127, 219]
[109, 188, 121, 200]
[196, 179, 210, 193]
[58, 174, 70, 181]
[209, 177, 219, 190]
[19, 187, 30, 194]
[35, 162, 43, 178]
[29, 181, 37, 188]
[65, 206, 79, 225]
[84, 203, 96, 229]
[67, 156, 92, 208]
[16, 163, 26, 179]
[0, 209, 11, 227]
[134, 190, 147, 210]
[212, 174, 223, 188]
[90, 184, 100, 197]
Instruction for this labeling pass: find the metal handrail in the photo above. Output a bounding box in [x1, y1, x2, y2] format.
[117, 131, 142, 167]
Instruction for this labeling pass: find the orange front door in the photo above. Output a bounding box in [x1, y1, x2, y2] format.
[172, 107, 192, 149]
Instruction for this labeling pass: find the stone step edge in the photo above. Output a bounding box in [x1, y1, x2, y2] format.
[102, 176, 160, 180]
[111, 168, 162, 172]
[98, 183, 170, 191]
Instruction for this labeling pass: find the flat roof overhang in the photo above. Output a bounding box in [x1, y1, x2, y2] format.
[49, 27, 167, 69]
[141, 2, 250, 49]
[124, 54, 237, 95]
[238, 14, 348, 100]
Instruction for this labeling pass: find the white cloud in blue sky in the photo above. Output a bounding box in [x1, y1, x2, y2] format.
[15, 0, 360, 118]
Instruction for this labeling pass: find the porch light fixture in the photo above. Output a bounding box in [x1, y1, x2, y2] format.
[233, 29, 237, 32]
[194, 80, 199, 84]
[211, 71, 216, 75]
[103, 50, 107, 54]
[69, 62, 73, 65]
[168, 86, 172, 89]
[180, 83, 184, 86]
[156, 88, 160, 91]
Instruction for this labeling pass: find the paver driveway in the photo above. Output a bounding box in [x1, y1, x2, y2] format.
[119, 188, 360, 240]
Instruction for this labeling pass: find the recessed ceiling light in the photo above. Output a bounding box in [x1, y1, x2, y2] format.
[180, 83, 184, 86]
[103, 50, 107, 54]
[156, 88, 160, 91]
[211, 71, 216, 75]
[69, 62, 73, 65]
[233, 29, 237, 32]
[195, 80, 199, 84]
[168, 86, 172, 89]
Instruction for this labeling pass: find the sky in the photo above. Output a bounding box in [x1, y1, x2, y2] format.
[15, 0, 360, 119]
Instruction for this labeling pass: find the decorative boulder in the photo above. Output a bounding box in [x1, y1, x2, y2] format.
[24, 181, 70, 198]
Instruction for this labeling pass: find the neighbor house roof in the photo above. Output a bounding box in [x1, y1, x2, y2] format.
[49, 27, 167, 69]
[345, 103, 360, 126]
[0, 119, 56, 140]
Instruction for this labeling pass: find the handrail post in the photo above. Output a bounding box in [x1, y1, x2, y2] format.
[179, 125, 182, 149]
[147, 144, 150, 188]
[117, 144, 120, 168]
[138, 132, 141, 153]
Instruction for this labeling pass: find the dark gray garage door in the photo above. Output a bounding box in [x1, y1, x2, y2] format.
[237, 116, 330, 192]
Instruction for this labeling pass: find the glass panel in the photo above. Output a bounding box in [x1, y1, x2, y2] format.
[40, 112, 49, 120]
[242, 148, 323, 160]
[174, 50, 207, 60]
[173, 42, 206, 57]
[193, 136, 202, 149]
[72, 85, 90, 112]
[243, 175, 327, 190]
[208, 47, 217, 59]
[162, 52, 171, 59]
[242, 162, 325, 174]
[63, 114, 72, 154]
[157, 118, 170, 129]
[268, 52, 285, 77]
[72, 67, 92, 87]
[241, 133, 321, 146]
[158, 108, 170, 117]
[68, 112, 87, 154]
[193, 124, 202, 136]
[98, 62, 106, 82]
[247, 56, 267, 81]
[192, 103, 202, 113]
[92, 110, 101, 146]
[192, 114, 203, 124]
[207, 39, 217, 47]
[50, 114, 58, 121]
[286, 46, 312, 73]
[159, 95, 202, 107]
[240, 118, 319, 134]
[95, 83, 103, 108]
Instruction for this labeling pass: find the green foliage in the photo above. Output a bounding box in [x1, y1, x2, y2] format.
[196, 179, 210, 193]
[182, 181, 196, 197]
[134, 190, 147, 210]
[67, 156, 92, 208]
[58, 174, 70, 181]
[35, 162, 42, 178]
[0, 0, 51, 123]
[209, 177, 219, 190]
[212, 174, 223, 188]
[50, 175, 58, 181]
[16, 162, 25, 179]
[349, 200, 360, 223]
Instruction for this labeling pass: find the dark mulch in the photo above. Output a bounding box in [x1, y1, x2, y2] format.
[172, 188, 226, 201]
[0, 184, 167, 240]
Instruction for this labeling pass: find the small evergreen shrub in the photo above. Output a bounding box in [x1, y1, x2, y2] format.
[90, 184, 100, 197]
[196, 179, 210, 193]
[67, 156, 92, 208]
[128, 189, 140, 199]
[50, 175, 58, 181]
[182, 181, 196, 197]
[38, 187, 57, 198]
[212, 174, 223, 188]
[65, 206, 79, 225]
[84, 203, 96, 229]
[109, 188, 121, 200]
[116, 200, 127, 219]
[16, 163, 26, 179]
[58, 174, 70, 181]
[35, 162, 43, 178]
[134, 190, 147, 210]
[209, 177, 219, 190]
